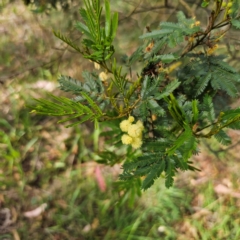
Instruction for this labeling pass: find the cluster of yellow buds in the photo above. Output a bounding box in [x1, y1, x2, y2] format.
[206, 44, 218, 55]
[222, 1, 233, 16]
[222, 1, 233, 8]
[120, 116, 144, 149]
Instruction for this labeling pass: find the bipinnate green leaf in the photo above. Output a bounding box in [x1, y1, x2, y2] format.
[142, 161, 165, 190]
[155, 79, 180, 100]
[202, 95, 215, 123]
[165, 159, 175, 188]
[214, 130, 232, 145]
[58, 75, 83, 94]
[139, 29, 173, 39]
[156, 54, 179, 63]
[195, 73, 212, 97]
[29, 93, 103, 128]
[166, 124, 192, 156]
[231, 19, 240, 29]
[221, 108, 240, 121]
[53, 31, 82, 54]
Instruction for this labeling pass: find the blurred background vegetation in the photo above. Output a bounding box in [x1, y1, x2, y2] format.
[1, 0, 240, 239]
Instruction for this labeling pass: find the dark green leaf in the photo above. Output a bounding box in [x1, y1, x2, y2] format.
[104, 0, 111, 38]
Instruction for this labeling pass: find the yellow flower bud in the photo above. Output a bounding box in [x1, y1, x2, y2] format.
[222, 2, 227, 7]
[207, 44, 218, 55]
[194, 21, 200, 26]
[128, 116, 135, 123]
[128, 124, 142, 138]
[94, 62, 100, 70]
[99, 72, 108, 81]
[131, 137, 143, 149]
[120, 118, 144, 149]
[151, 114, 157, 121]
[120, 120, 132, 132]
[188, 36, 195, 43]
[121, 134, 133, 145]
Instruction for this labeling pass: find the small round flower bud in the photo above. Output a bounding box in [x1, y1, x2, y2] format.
[128, 124, 142, 138]
[99, 72, 108, 81]
[151, 114, 157, 121]
[94, 62, 100, 70]
[194, 21, 200, 26]
[188, 36, 195, 43]
[128, 116, 135, 123]
[222, 2, 227, 7]
[121, 134, 133, 145]
[131, 137, 143, 149]
[120, 120, 132, 132]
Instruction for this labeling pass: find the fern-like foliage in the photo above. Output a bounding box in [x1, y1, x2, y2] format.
[54, 0, 118, 62]
[140, 11, 200, 49]
[120, 129, 198, 189]
[133, 75, 181, 122]
[30, 92, 103, 127]
[214, 130, 232, 145]
[110, 58, 128, 95]
[76, 0, 118, 61]
[58, 72, 109, 111]
[177, 53, 240, 99]
[231, 0, 240, 18]
[58, 75, 83, 94]
[231, 19, 240, 29]
[53, 31, 83, 54]
[29, 0, 240, 191]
